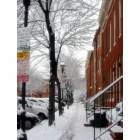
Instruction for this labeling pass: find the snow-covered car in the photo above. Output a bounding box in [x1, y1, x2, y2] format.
[116, 101, 123, 116]
[17, 97, 49, 121]
[17, 111, 39, 130]
[27, 98, 49, 107]
[106, 101, 123, 123]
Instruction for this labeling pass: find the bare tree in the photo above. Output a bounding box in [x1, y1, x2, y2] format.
[61, 52, 86, 92]
[17, 0, 101, 126]
[18, 0, 100, 58]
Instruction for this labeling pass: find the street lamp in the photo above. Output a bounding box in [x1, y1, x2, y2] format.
[60, 61, 65, 74]
[60, 62, 73, 109]
[60, 61, 65, 107]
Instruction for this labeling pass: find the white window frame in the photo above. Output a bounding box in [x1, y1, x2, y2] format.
[110, 22, 112, 51]
[113, 10, 116, 47]
[119, 0, 122, 37]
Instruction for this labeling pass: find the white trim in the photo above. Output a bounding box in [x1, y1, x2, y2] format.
[113, 10, 116, 46]
[110, 22, 112, 51]
[119, 0, 122, 36]
[113, 42, 116, 47]
[119, 33, 122, 38]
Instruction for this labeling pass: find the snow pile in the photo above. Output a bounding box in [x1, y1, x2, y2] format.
[17, 129, 25, 138]
[106, 101, 123, 123]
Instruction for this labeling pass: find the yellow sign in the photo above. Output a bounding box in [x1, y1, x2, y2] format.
[17, 51, 30, 60]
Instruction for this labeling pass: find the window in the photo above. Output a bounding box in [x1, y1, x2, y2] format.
[104, 31, 107, 56]
[113, 10, 116, 46]
[105, 25, 109, 56]
[98, 56, 101, 73]
[107, 24, 110, 54]
[102, 32, 105, 57]
[118, 57, 121, 76]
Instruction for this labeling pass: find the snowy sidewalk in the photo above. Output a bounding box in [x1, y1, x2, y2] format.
[57, 103, 94, 140]
[25, 102, 113, 140]
[25, 103, 94, 140]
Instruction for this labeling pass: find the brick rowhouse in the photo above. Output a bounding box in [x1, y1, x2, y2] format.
[86, 0, 123, 106]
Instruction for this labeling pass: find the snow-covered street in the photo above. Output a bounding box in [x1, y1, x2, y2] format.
[26, 103, 94, 140]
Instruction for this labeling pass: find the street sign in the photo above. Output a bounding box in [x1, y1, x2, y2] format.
[17, 27, 31, 40]
[17, 27, 30, 82]
[17, 55, 30, 82]
[17, 40, 30, 51]
[17, 51, 30, 60]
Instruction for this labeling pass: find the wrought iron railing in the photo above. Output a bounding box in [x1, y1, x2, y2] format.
[85, 76, 123, 140]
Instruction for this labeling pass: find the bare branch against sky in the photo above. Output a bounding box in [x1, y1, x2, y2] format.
[17, 0, 102, 80]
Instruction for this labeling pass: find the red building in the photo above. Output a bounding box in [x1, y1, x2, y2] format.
[86, 0, 123, 106]
[86, 51, 95, 98]
[17, 79, 49, 98]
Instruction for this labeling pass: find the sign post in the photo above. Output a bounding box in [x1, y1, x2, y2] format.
[17, 27, 30, 140]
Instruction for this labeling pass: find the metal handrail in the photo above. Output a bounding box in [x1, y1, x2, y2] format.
[85, 75, 123, 140]
[95, 118, 123, 140]
[87, 75, 123, 104]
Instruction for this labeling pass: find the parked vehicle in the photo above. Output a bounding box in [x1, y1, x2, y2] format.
[17, 111, 39, 130]
[116, 101, 123, 115]
[17, 97, 49, 121]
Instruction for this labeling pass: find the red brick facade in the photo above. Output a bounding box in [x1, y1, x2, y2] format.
[86, 0, 123, 105]
[86, 51, 95, 98]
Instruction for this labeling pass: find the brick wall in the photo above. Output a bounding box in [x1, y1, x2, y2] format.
[86, 0, 123, 105]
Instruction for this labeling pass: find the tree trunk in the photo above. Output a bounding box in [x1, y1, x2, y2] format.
[55, 76, 63, 115]
[45, 8, 56, 126]
[48, 51, 56, 126]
